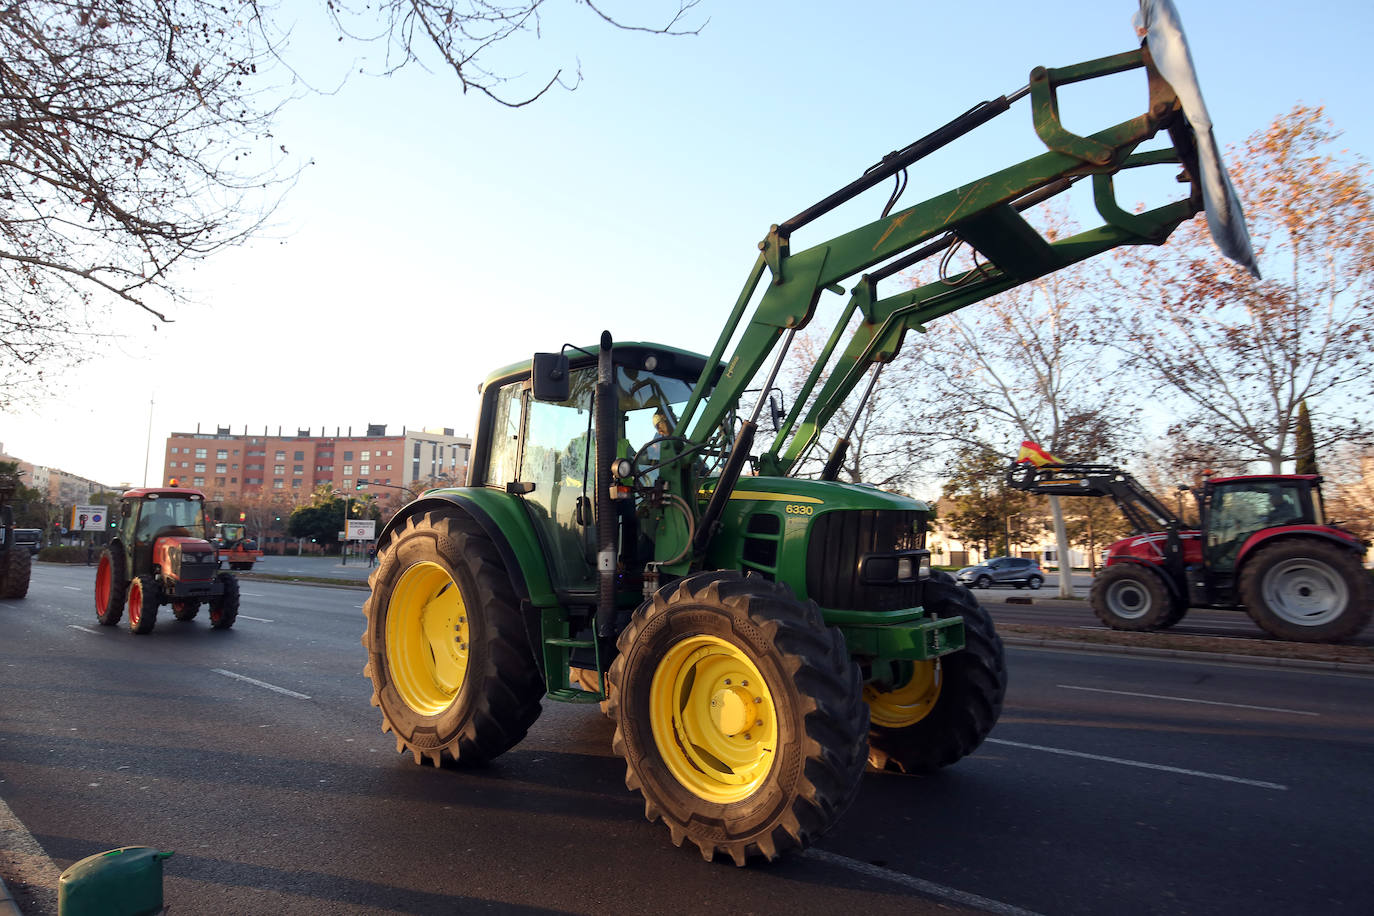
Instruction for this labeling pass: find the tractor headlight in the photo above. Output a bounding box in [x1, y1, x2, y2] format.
[611, 458, 634, 479]
[860, 550, 930, 584]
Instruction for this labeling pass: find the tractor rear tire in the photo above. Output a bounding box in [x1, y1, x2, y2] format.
[128, 574, 159, 635]
[208, 573, 239, 629]
[1239, 539, 1371, 642]
[866, 572, 1006, 774]
[362, 509, 544, 766]
[606, 571, 867, 865]
[1090, 564, 1176, 631]
[0, 546, 31, 599]
[172, 599, 200, 621]
[95, 545, 128, 626]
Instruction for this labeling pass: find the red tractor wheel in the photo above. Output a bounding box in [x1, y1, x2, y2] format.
[128, 574, 159, 635]
[172, 600, 200, 621]
[208, 572, 239, 630]
[1239, 539, 1372, 642]
[95, 544, 128, 626]
[1090, 564, 1176, 631]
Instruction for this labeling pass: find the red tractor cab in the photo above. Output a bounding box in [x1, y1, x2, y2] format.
[93, 486, 240, 634]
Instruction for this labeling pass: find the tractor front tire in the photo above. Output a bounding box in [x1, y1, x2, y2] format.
[95, 544, 128, 626]
[172, 600, 200, 621]
[1090, 564, 1176, 631]
[866, 572, 1006, 774]
[0, 546, 31, 599]
[128, 574, 159, 635]
[1239, 539, 1372, 642]
[362, 509, 544, 766]
[208, 573, 239, 629]
[606, 571, 867, 865]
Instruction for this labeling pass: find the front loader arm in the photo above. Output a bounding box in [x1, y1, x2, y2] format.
[672, 3, 1253, 556]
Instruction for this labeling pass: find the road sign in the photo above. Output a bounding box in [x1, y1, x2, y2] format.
[73, 505, 107, 532]
[346, 519, 376, 541]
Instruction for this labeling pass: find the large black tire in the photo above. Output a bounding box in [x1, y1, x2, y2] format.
[94, 544, 128, 626]
[0, 546, 31, 599]
[362, 509, 544, 766]
[172, 599, 201, 621]
[866, 572, 1006, 774]
[208, 573, 239, 630]
[1238, 539, 1372, 642]
[127, 574, 159, 635]
[605, 571, 867, 865]
[1090, 563, 1176, 631]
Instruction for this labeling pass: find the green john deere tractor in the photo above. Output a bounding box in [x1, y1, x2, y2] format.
[362, 1, 1258, 863]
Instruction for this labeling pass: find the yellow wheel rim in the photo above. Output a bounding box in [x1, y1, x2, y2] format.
[649, 635, 778, 804]
[864, 661, 941, 728]
[386, 561, 470, 716]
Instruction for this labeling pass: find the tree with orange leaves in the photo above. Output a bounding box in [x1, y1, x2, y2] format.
[1105, 105, 1374, 473]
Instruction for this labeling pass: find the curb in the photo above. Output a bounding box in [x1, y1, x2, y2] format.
[1001, 634, 1374, 674]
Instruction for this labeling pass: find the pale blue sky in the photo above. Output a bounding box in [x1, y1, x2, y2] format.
[3, 0, 1369, 490]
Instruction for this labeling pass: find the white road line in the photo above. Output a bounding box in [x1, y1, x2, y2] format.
[211, 668, 310, 700]
[802, 848, 1043, 916]
[63, 586, 81, 590]
[987, 738, 1287, 790]
[238, 615, 274, 623]
[68, 625, 98, 634]
[1058, 684, 1320, 716]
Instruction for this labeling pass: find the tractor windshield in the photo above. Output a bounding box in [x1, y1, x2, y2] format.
[135, 495, 208, 543]
[1205, 481, 1309, 572]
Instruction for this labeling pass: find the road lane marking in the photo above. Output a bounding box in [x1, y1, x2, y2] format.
[211, 668, 311, 699]
[68, 625, 98, 634]
[987, 738, 1287, 790]
[802, 848, 1043, 915]
[1058, 684, 1320, 716]
[238, 615, 274, 623]
[63, 586, 82, 590]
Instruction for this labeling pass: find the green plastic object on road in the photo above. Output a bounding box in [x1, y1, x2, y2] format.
[58, 847, 173, 916]
[362, 0, 1257, 865]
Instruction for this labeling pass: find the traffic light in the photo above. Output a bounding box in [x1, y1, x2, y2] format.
[239, 511, 246, 521]
[355, 479, 367, 490]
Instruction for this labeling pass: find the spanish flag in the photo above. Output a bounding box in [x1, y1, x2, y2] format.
[1016, 441, 1063, 467]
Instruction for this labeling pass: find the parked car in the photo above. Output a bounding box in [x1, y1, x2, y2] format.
[956, 556, 1045, 589]
[12, 528, 42, 554]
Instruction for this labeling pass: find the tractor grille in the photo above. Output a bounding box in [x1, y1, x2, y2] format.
[805, 510, 924, 612]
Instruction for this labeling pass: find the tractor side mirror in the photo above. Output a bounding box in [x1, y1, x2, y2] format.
[532, 352, 570, 403]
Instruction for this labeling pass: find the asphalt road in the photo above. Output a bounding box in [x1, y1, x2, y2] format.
[2, 563, 1372, 914]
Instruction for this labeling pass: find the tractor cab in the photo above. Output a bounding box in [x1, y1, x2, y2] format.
[1198, 475, 1322, 585]
[120, 488, 212, 576]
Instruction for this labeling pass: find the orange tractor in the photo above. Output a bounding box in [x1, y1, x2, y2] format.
[94, 486, 240, 634]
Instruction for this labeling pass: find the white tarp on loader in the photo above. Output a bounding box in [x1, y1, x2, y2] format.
[1136, 0, 1261, 278]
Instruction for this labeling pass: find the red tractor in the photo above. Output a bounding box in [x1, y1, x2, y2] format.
[1007, 464, 1371, 642]
[93, 486, 240, 634]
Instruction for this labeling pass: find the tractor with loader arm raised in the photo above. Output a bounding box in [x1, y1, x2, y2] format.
[1006, 462, 1371, 641]
[94, 486, 240, 634]
[361, 1, 1258, 863]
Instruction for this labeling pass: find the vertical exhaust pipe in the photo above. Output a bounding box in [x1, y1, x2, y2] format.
[594, 331, 618, 645]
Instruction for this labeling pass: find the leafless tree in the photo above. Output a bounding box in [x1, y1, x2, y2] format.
[0, 0, 702, 407]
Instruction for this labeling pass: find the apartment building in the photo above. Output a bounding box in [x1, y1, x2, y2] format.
[161, 424, 471, 503]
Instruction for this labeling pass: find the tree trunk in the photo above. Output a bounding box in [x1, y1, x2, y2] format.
[1049, 494, 1074, 598]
